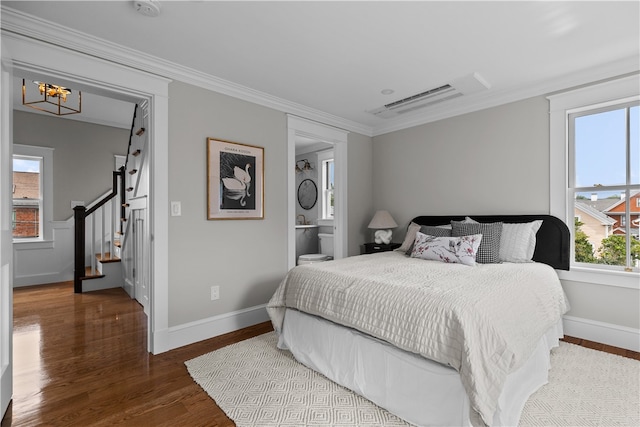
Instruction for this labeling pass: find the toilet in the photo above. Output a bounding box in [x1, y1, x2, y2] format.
[298, 233, 334, 265]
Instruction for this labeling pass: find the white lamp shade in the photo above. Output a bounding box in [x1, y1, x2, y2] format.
[368, 210, 398, 229]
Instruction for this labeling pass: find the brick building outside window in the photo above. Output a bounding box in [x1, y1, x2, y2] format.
[13, 171, 40, 238]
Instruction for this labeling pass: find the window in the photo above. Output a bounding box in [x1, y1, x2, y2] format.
[317, 149, 334, 220]
[569, 102, 639, 271]
[13, 145, 54, 243]
[13, 155, 43, 238]
[549, 75, 640, 285]
[321, 158, 334, 219]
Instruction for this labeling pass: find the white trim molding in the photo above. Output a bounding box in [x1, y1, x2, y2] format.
[287, 115, 349, 270]
[6, 5, 636, 138]
[156, 305, 269, 353]
[548, 74, 640, 286]
[563, 315, 640, 352]
[13, 220, 72, 287]
[13, 144, 54, 242]
[1, 27, 171, 354]
[375, 57, 640, 137]
[0, 6, 372, 137]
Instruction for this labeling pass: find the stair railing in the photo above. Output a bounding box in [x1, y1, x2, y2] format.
[72, 105, 138, 293]
[73, 168, 125, 293]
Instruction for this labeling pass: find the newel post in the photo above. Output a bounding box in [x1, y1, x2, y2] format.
[73, 205, 87, 293]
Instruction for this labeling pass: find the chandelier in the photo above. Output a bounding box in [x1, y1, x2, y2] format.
[22, 79, 82, 116]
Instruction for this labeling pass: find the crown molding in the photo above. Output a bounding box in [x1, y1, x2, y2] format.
[0, 6, 374, 137]
[371, 56, 640, 136]
[4, 6, 638, 140]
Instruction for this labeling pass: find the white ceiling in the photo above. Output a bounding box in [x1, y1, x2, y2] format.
[13, 78, 135, 129]
[3, 1, 639, 136]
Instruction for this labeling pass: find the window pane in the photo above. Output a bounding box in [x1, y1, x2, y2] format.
[574, 190, 637, 267]
[13, 156, 42, 238]
[326, 160, 334, 190]
[631, 106, 639, 185]
[575, 108, 626, 187]
[321, 159, 335, 219]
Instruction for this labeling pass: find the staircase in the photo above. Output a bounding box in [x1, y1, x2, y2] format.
[73, 104, 146, 293]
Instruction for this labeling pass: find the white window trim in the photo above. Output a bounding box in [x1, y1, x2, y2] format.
[548, 74, 639, 289]
[316, 149, 334, 224]
[13, 144, 54, 247]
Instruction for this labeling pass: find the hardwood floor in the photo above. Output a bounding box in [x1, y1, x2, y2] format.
[561, 335, 640, 360]
[3, 281, 638, 426]
[4, 281, 271, 427]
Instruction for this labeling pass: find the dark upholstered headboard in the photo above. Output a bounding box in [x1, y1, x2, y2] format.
[410, 215, 570, 270]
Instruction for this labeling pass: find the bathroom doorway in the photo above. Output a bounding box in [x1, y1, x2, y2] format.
[286, 116, 349, 270]
[294, 140, 332, 264]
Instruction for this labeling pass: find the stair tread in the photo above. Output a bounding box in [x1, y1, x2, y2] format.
[96, 253, 121, 263]
[81, 266, 105, 280]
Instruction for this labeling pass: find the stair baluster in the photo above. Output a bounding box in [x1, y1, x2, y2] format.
[73, 105, 137, 293]
[112, 191, 117, 257]
[73, 169, 126, 293]
[90, 212, 96, 276]
[101, 204, 105, 264]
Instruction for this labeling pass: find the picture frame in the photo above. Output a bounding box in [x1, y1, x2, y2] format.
[207, 137, 264, 220]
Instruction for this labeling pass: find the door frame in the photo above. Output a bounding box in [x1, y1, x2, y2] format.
[0, 33, 171, 354]
[1, 51, 15, 421]
[287, 115, 349, 270]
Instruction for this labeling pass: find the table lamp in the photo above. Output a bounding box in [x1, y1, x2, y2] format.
[368, 210, 398, 244]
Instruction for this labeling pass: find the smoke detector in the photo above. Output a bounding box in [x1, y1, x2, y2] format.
[133, 0, 161, 17]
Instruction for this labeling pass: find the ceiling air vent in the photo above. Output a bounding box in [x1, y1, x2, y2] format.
[367, 72, 490, 119]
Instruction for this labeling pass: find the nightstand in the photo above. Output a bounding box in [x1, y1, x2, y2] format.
[362, 242, 401, 254]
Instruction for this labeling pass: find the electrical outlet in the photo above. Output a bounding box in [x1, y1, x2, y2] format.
[210, 285, 220, 301]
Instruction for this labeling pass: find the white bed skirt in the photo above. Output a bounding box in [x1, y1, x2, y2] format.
[278, 308, 563, 427]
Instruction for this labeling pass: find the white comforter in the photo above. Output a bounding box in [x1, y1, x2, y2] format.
[267, 251, 569, 426]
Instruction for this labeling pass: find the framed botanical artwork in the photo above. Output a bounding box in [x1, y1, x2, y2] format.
[207, 138, 264, 220]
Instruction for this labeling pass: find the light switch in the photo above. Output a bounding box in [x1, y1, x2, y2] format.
[171, 201, 181, 216]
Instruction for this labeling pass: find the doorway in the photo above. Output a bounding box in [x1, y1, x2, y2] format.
[287, 115, 349, 270]
[1, 20, 172, 421]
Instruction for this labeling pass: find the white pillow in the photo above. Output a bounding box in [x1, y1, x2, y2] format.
[396, 222, 421, 253]
[410, 231, 482, 266]
[499, 220, 543, 263]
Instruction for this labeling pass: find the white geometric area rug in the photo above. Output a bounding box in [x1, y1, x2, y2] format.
[185, 332, 640, 427]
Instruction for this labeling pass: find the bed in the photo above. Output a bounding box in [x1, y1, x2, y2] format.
[267, 214, 570, 427]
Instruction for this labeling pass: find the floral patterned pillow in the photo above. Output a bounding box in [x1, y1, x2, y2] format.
[410, 231, 483, 266]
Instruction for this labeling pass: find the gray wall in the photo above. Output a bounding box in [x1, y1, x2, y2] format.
[372, 96, 550, 228]
[347, 131, 374, 255]
[295, 152, 321, 224]
[167, 81, 374, 326]
[372, 96, 639, 330]
[13, 110, 129, 220]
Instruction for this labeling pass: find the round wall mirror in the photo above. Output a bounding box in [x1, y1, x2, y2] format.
[297, 179, 317, 210]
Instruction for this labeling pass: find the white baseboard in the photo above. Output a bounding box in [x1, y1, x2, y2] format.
[153, 310, 639, 355]
[123, 278, 134, 298]
[13, 271, 72, 287]
[563, 315, 640, 352]
[154, 304, 270, 354]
